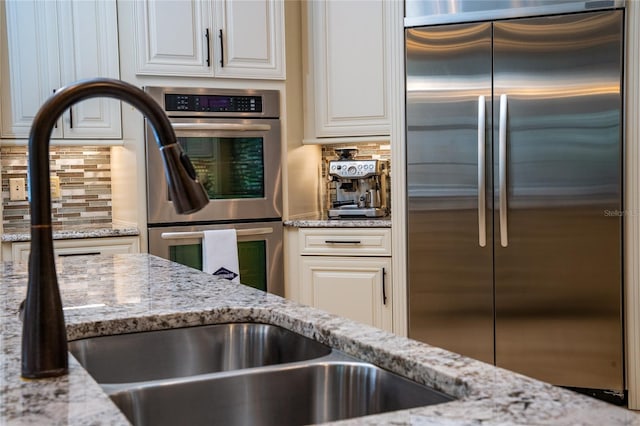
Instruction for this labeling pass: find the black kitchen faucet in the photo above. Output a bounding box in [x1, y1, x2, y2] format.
[21, 78, 208, 378]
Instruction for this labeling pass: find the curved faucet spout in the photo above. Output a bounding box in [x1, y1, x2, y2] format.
[22, 78, 208, 379]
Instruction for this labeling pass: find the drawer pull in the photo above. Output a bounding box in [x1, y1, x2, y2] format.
[382, 267, 387, 305]
[324, 240, 362, 244]
[57, 252, 101, 257]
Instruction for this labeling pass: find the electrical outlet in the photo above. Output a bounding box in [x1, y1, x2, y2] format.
[50, 176, 61, 199]
[9, 178, 26, 201]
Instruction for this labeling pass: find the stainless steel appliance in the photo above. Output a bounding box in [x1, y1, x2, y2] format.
[406, 3, 625, 402]
[145, 87, 283, 296]
[327, 148, 389, 218]
[148, 221, 283, 296]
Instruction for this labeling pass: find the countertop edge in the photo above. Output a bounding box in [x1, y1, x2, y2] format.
[1, 226, 140, 242]
[284, 218, 392, 228]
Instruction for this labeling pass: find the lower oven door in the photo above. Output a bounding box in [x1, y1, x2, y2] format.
[148, 221, 283, 296]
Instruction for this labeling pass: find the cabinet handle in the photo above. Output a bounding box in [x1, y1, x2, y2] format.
[205, 28, 211, 67]
[52, 90, 58, 128]
[57, 252, 101, 257]
[382, 267, 387, 305]
[219, 29, 224, 67]
[69, 108, 73, 129]
[324, 240, 362, 244]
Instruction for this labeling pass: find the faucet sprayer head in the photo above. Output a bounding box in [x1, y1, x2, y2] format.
[159, 143, 209, 214]
[21, 78, 207, 379]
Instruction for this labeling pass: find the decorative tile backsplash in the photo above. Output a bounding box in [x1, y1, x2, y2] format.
[1, 146, 112, 230]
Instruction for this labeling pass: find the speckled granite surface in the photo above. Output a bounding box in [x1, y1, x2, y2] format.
[0, 254, 638, 425]
[284, 213, 391, 228]
[1, 224, 139, 242]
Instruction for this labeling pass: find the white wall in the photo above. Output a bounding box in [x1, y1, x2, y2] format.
[284, 0, 322, 219]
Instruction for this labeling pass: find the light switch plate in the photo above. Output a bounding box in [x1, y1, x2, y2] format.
[9, 178, 26, 201]
[50, 176, 61, 199]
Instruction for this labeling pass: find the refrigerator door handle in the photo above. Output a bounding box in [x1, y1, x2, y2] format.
[478, 95, 486, 247]
[499, 94, 508, 247]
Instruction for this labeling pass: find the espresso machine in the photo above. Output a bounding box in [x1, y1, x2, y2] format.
[327, 148, 389, 218]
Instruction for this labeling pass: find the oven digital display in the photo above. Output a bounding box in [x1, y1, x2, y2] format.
[202, 96, 231, 110]
[164, 94, 262, 113]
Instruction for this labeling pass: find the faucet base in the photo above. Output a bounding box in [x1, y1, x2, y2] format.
[21, 227, 69, 379]
[21, 367, 69, 380]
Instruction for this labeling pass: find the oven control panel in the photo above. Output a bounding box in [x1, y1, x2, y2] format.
[165, 94, 263, 113]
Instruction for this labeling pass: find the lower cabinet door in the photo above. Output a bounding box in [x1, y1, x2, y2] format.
[301, 256, 392, 332]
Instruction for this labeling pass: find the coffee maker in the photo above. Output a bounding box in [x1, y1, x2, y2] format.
[327, 148, 389, 218]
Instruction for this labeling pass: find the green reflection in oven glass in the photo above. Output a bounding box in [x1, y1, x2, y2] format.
[178, 137, 264, 199]
[169, 244, 202, 271]
[238, 240, 267, 292]
[169, 241, 267, 292]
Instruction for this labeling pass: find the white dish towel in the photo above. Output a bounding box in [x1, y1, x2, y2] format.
[202, 229, 240, 283]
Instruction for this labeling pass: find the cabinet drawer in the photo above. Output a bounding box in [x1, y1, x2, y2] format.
[298, 228, 391, 256]
[9, 236, 140, 262]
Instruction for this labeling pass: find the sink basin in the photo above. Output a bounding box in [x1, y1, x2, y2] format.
[72, 322, 455, 425]
[110, 361, 454, 426]
[69, 323, 332, 384]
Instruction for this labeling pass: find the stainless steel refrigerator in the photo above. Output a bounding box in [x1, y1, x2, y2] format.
[406, 9, 625, 398]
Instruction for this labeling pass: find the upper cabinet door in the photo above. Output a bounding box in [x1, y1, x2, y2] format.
[304, 0, 391, 140]
[134, 0, 284, 79]
[1, 0, 62, 138]
[1, 0, 121, 140]
[58, 0, 122, 139]
[212, 0, 285, 79]
[134, 0, 214, 77]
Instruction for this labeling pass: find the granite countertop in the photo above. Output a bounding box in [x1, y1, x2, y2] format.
[284, 213, 391, 228]
[1, 223, 140, 242]
[1, 254, 638, 425]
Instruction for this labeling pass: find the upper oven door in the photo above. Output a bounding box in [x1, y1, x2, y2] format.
[146, 117, 282, 224]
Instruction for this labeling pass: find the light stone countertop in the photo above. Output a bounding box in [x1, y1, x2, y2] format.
[1, 224, 140, 242]
[0, 254, 638, 425]
[284, 213, 391, 228]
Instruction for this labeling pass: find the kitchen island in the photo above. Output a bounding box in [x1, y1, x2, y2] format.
[0, 254, 637, 425]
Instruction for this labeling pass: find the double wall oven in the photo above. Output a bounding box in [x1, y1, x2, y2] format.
[145, 87, 283, 296]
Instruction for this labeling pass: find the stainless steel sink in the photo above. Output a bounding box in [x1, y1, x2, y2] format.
[69, 323, 332, 383]
[109, 361, 454, 426]
[71, 322, 455, 425]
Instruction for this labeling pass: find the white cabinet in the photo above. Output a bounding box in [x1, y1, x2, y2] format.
[134, 0, 285, 79]
[0, 0, 122, 140]
[3, 236, 140, 263]
[212, 0, 285, 79]
[289, 228, 393, 332]
[303, 0, 391, 142]
[301, 256, 392, 332]
[133, 0, 211, 77]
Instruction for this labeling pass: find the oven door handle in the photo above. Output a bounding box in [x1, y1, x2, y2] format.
[161, 227, 274, 240]
[170, 123, 272, 132]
